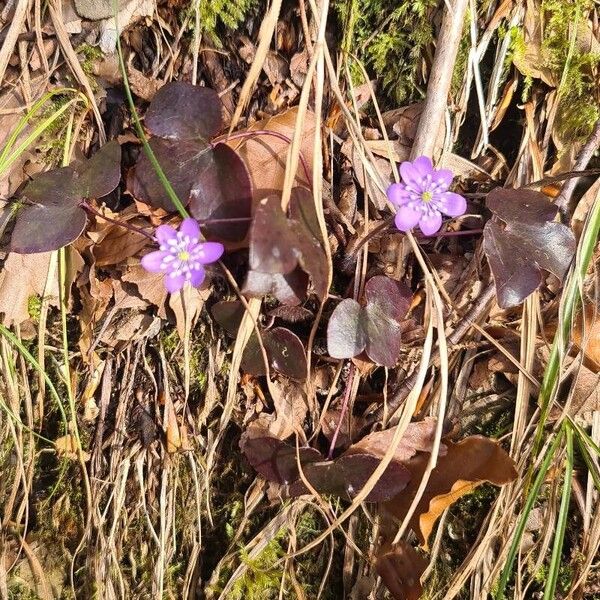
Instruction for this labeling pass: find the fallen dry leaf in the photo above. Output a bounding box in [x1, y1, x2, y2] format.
[384, 436, 517, 547]
[55, 434, 91, 461]
[226, 106, 315, 195]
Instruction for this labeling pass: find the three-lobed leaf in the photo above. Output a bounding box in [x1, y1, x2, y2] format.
[483, 188, 576, 308]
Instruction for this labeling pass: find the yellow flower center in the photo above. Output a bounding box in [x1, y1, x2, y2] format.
[421, 191, 433, 203]
[178, 251, 190, 261]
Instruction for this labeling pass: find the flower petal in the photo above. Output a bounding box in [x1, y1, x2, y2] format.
[179, 217, 200, 241]
[434, 169, 453, 188]
[155, 224, 178, 245]
[165, 273, 186, 294]
[189, 265, 206, 287]
[394, 204, 421, 231]
[387, 183, 410, 206]
[439, 192, 466, 217]
[419, 211, 442, 236]
[196, 242, 224, 264]
[412, 155, 434, 178]
[399, 162, 422, 188]
[141, 251, 167, 273]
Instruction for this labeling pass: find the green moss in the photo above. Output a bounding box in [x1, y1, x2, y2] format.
[76, 44, 103, 78]
[27, 295, 42, 322]
[189, 0, 259, 45]
[229, 529, 286, 600]
[335, 0, 438, 105]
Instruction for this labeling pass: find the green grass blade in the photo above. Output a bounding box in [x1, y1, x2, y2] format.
[544, 424, 574, 600]
[495, 428, 565, 599]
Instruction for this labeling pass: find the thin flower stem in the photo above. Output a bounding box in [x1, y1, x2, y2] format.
[80, 201, 155, 240]
[113, 2, 189, 220]
[215, 130, 312, 187]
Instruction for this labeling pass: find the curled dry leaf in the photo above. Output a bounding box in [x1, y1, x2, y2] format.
[383, 436, 517, 547]
[226, 106, 315, 195]
[483, 188, 575, 308]
[327, 275, 412, 367]
[11, 141, 121, 253]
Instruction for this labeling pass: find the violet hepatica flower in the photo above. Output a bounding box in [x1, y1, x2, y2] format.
[141, 218, 224, 293]
[387, 156, 467, 236]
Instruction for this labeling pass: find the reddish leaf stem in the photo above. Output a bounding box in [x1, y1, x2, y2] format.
[213, 130, 312, 188]
[80, 200, 155, 240]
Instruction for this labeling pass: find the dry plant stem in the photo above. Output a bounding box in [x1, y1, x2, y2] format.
[410, 0, 470, 159]
[0, 0, 29, 86]
[80, 201, 155, 240]
[554, 118, 600, 214]
[327, 364, 355, 459]
[369, 282, 496, 425]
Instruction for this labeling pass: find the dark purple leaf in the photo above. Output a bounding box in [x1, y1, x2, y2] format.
[11, 142, 121, 253]
[241, 327, 307, 380]
[483, 188, 576, 308]
[289, 453, 411, 502]
[326, 276, 412, 367]
[288, 187, 329, 299]
[243, 269, 308, 305]
[266, 327, 307, 381]
[189, 143, 252, 242]
[241, 435, 322, 485]
[211, 300, 245, 336]
[268, 305, 314, 323]
[144, 82, 222, 141]
[245, 188, 328, 300]
[327, 299, 367, 359]
[249, 195, 297, 274]
[364, 276, 411, 367]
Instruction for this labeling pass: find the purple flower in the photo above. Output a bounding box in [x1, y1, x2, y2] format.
[141, 218, 224, 293]
[387, 156, 467, 236]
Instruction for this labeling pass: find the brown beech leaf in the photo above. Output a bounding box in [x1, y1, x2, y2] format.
[483, 188, 575, 308]
[573, 303, 600, 372]
[374, 541, 426, 600]
[384, 436, 517, 547]
[226, 106, 315, 195]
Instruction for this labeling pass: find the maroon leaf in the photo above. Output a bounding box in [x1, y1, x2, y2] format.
[483, 188, 576, 308]
[289, 453, 411, 502]
[246, 188, 328, 300]
[327, 299, 367, 359]
[211, 300, 245, 336]
[249, 195, 297, 274]
[240, 435, 322, 485]
[144, 82, 222, 141]
[10, 141, 121, 253]
[189, 143, 252, 242]
[241, 327, 307, 380]
[243, 269, 308, 305]
[326, 276, 412, 367]
[131, 85, 252, 243]
[364, 276, 412, 367]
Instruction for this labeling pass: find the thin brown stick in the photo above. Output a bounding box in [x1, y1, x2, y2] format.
[410, 0, 470, 159]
